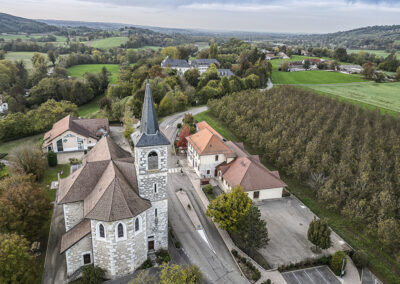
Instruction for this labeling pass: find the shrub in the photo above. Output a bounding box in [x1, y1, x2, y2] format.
[69, 158, 82, 165]
[156, 249, 171, 264]
[9, 142, 45, 180]
[175, 241, 181, 248]
[330, 251, 347, 276]
[352, 250, 369, 268]
[252, 270, 261, 281]
[231, 249, 238, 257]
[0, 153, 7, 159]
[81, 265, 105, 284]
[204, 184, 213, 194]
[47, 151, 57, 167]
[177, 123, 182, 129]
[140, 259, 153, 269]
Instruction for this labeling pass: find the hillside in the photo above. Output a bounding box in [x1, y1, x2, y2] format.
[0, 13, 58, 33]
[289, 25, 400, 50]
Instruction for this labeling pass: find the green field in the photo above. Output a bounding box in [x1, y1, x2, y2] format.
[347, 49, 400, 59]
[0, 133, 43, 158]
[272, 70, 367, 84]
[86, 36, 129, 49]
[4, 51, 47, 69]
[66, 64, 120, 84]
[77, 94, 105, 117]
[307, 82, 400, 114]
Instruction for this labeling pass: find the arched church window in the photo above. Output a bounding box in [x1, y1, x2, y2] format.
[117, 223, 124, 238]
[148, 151, 158, 170]
[135, 218, 140, 232]
[99, 224, 105, 238]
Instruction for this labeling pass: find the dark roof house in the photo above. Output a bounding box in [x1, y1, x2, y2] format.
[161, 56, 190, 68]
[189, 58, 220, 68]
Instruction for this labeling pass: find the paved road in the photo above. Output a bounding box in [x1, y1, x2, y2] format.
[160, 106, 245, 283]
[42, 202, 66, 284]
[159, 106, 207, 141]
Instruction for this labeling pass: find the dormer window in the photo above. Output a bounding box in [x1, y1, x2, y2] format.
[148, 151, 158, 170]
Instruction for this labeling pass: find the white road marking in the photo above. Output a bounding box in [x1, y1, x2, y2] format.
[304, 270, 316, 284]
[291, 271, 302, 284]
[315, 267, 330, 284]
[168, 168, 183, 173]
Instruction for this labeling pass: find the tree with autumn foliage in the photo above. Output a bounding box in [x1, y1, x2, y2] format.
[177, 125, 190, 149]
[0, 233, 38, 284]
[206, 185, 252, 232]
[0, 175, 51, 241]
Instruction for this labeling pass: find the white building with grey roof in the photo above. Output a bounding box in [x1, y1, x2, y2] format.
[161, 55, 190, 74]
[58, 80, 170, 281]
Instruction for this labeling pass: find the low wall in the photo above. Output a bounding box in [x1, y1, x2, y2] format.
[57, 151, 85, 164]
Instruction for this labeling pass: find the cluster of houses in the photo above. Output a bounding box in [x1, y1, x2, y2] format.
[186, 121, 287, 201]
[286, 58, 363, 73]
[160, 56, 234, 78]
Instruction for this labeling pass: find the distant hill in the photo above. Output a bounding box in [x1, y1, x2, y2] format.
[290, 25, 400, 49]
[0, 13, 58, 33]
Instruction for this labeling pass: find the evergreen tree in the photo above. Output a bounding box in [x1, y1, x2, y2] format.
[307, 217, 331, 251]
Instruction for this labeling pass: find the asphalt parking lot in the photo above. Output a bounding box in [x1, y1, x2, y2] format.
[282, 266, 341, 284]
[256, 196, 350, 267]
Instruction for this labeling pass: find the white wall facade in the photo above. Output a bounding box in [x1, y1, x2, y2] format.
[45, 130, 98, 153]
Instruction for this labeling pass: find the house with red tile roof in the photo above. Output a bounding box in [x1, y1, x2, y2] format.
[43, 115, 109, 162]
[187, 121, 286, 200]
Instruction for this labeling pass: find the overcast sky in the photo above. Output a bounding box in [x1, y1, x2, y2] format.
[2, 0, 400, 33]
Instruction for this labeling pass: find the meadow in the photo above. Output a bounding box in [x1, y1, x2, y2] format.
[4, 51, 47, 69]
[307, 82, 400, 114]
[85, 36, 129, 49]
[66, 64, 120, 84]
[269, 55, 335, 70]
[271, 70, 367, 84]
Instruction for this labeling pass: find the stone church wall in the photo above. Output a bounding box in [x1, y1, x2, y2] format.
[66, 234, 92, 276]
[63, 202, 84, 231]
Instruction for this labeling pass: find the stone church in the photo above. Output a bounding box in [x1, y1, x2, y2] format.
[58, 80, 170, 280]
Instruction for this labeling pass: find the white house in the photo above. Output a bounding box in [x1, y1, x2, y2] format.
[161, 56, 190, 74]
[59, 81, 170, 281]
[43, 115, 109, 163]
[339, 65, 363, 74]
[189, 58, 220, 74]
[187, 121, 286, 200]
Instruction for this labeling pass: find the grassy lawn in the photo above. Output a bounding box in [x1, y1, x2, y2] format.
[194, 110, 400, 284]
[66, 64, 120, 84]
[86, 36, 129, 49]
[347, 49, 400, 59]
[4, 51, 47, 69]
[78, 94, 105, 117]
[194, 110, 239, 142]
[0, 133, 43, 158]
[306, 82, 400, 114]
[271, 70, 367, 84]
[40, 164, 70, 201]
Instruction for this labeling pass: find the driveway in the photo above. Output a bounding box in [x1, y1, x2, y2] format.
[256, 196, 350, 268]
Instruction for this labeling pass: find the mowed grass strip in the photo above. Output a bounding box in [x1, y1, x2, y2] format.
[66, 64, 120, 84]
[307, 82, 400, 114]
[87, 36, 129, 49]
[271, 70, 367, 84]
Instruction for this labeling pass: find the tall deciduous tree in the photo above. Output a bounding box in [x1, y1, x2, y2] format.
[0, 176, 51, 241]
[177, 125, 190, 149]
[0, 233, 38, 284]
[206, 185, 252, 232]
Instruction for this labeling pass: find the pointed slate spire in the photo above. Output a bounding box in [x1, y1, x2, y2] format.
[135, 79, 170, 147]
[140, 79, 159, 135]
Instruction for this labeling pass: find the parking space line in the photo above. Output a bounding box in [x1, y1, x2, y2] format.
[291, 271, 303, 284]
[303, 270, 316, 284]
[315, 267, 330, 284]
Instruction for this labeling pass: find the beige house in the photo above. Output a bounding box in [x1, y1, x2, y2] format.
[187, 121, 287, 201]
[43, 115, 109, 163]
